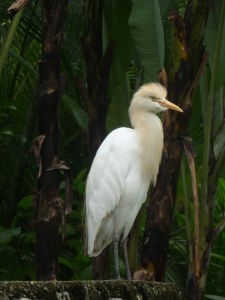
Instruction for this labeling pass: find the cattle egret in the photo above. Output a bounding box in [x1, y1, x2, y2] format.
[85, 83, 182, 279]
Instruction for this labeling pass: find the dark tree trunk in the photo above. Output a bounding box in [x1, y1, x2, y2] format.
[141, 0, 210, 293]
[35, 0, 68, 280]
[78, 0, 114, 279]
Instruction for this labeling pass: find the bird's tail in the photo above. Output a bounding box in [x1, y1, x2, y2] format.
[83, 192, 96, 256]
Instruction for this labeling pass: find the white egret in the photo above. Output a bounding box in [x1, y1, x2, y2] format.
[85, 83, 182, 279]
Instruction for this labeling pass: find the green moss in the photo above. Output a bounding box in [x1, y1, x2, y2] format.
[0, 281, 182, 300]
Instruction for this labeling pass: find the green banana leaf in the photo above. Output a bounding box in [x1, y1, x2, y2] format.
[103, 0, 134, 128]
[128, 0, 164, 81]
[205, 1, 225, 91]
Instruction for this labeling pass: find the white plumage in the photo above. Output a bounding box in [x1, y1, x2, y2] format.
[85, 83, 182, 278]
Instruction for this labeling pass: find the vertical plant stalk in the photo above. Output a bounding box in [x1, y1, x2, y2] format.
[141, 0, 210, 283]
[183, 138, 199, 286]
[195, 4, 225, 298]
[181, 159, 194, 272]
[79, 0, 114, 279]
[201, 0, 225, 214]
[36, 0, 68, 280]
[0, 10, 23, 76]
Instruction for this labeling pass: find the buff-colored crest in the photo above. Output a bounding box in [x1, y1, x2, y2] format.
[137, 83, 167, 99]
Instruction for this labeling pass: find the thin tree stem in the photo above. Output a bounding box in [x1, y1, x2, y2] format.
[183, 139, 200, 281]
[181, 159, 194, 271]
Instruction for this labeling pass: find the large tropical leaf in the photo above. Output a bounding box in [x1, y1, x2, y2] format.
[103, 0, 134, 68]
[62, 94, 88, 130]
[104, 0, 134, 128]
[205, 1, 225, 91]
[128, 0, 164, 81]
[205, 296, 225, 300]
[158, 0, 177, 70]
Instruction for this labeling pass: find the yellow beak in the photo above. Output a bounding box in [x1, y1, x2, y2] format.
[158, 99, 183, 112]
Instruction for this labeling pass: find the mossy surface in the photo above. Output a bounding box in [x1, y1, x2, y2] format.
[0, 280, 183, 300]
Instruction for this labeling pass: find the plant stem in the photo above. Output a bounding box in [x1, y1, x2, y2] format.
[0, 10, 23, 76]
[181, 159, 194, 271]
[183, 140, 200, 281]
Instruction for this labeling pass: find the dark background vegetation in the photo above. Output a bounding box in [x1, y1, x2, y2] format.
[0, 0, 225, 299]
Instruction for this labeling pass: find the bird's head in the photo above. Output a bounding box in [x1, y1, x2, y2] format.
[129, 82, 183, 116]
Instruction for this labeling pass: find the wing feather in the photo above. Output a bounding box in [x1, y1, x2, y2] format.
[85, 131, 127, 255]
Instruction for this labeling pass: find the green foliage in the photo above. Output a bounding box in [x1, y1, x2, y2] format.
[205, 1, 225, 91]
[0, 227, 21, 244]
[0, 1, 225, 299]
[58, 168, 92, 280]
[0, 10, 23, 76]
[205, 296, 225, 300]
[104, 0, 134, 129]
[0, 195, 35, 280]
[129, 0, 164, 81]
[62, 94, 88, 130]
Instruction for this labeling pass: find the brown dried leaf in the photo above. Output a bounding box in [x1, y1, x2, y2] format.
[31, 134, 46, 179]
[8, 0, 30, 17]
[133, 269, 155, 281]
[46, 161, 73, 215]
[37, 161, 43, 179]
[31, 134, 46, 160]
[47, 160, 69, 171]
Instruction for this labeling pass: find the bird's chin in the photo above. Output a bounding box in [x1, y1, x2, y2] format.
[158, 106, 168, 114]
[161, 107, 168, 112]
